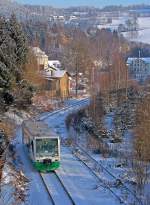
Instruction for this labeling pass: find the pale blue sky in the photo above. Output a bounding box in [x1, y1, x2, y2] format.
[17, 0, 150, 8]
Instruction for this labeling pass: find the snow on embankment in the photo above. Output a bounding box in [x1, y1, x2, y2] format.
[0, 110, 31, 205]
[5, 110, 31, 125]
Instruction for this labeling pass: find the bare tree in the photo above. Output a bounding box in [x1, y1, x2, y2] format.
[132, 96, 150, 199]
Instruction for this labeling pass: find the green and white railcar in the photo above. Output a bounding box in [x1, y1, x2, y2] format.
[22, 120, 60, 172]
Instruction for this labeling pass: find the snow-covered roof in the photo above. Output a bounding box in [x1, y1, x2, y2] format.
[44, 66, 56, 72]
[48, 60, 61, 69]
[42, 68, 69, 79]
[41, 59, 70, 79]
[23, 120, 57, 137]
[52, 70, 66, 78]
[127, 57, 150, 64]
[42, 70, 52, 78]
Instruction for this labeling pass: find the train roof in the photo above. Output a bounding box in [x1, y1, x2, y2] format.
[22, 120, 58, 138]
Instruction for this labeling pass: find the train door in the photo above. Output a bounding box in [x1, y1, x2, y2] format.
[58, 138, 61, 161]
[29, 139, 35, 161]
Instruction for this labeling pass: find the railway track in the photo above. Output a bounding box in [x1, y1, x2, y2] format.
[39, 97, 140, 204]
[40, 171, 76, 205]
[36, 98, 90, 121]
[36, 98, 89, 205]
[72, 144, 144, 205]
[38, 97, 143, 205]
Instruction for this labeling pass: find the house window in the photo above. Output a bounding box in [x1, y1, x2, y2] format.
[46, 80, 52, 90]
[39, 64, 44, 70]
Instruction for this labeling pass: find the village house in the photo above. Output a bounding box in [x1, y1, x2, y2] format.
[43, 61, 71, 99]
[32, 47, 49, 70]
[127, 57, 150, 82]
[32, 47, 71, 99]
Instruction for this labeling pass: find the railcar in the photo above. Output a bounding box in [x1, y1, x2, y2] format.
[22, 120, 60, 172]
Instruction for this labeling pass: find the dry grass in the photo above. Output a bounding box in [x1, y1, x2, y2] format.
[0, 121, 14, 140]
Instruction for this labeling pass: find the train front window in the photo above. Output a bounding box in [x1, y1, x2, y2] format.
[36, 138, 58, 157]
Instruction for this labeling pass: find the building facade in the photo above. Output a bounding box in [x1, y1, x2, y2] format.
[127, 57, 150, 82]
[32, 47, 49, 70]
[44, 70, 71, 99]
[33, 47, 71, 98]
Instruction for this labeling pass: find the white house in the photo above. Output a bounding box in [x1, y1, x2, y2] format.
[127, 57, 150, 81]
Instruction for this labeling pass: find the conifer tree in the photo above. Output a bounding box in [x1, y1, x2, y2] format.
[0, 14, 32, 111]
[8, 14, 28, 65]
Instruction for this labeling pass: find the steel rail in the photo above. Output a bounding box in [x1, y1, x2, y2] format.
[36, 98, 89, 121]
[73, 152, 126, 204]
[40, 172, 76, 205]
[40, 173, 56, 205]
[54, 171, 76, 205]
[73, 144, 144, 205]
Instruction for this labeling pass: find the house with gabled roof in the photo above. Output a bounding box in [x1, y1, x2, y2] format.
[32, 47, 71, 99]
[43, 60, 71, 99]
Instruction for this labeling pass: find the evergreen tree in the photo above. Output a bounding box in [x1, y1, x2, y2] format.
[0, 61, 11, 90]
[8, 14, 28, 65]
[0, 14, 32, 112]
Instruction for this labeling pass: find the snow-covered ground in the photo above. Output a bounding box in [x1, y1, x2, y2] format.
[123, 17, 150, 44]
[15, 127, 54, 205]
[5, 110, 31, 125]
[68, 107, 150, 204]
[37, 97, 89, 121]
[138, 17, 150, 29]
[8, 97, 126, 205]
[123, 28, 150, 44]
[42, 100, 129, 205]
[56, 147, 119, 205]
[41, 172, 73, 205]
[97, 16, 129, 31]
[43, 98, 90, 138]
[97, 15, 150, 45]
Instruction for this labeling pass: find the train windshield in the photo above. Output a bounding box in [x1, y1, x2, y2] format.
[36, 138, 58, 157]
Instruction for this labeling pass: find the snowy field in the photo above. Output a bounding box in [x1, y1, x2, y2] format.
[98, 15, 150, 45]
[97, 16, 129, 31]
[123, 17, 150, 44]
[123, 28, 150, 44]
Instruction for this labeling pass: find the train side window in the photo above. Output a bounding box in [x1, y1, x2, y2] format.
[31, 141, 34, 152]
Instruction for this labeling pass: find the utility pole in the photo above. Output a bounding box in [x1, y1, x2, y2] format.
[117, 36, 121, 106]
[125, 64, 128, 100]
[75, 60, 78, 98]
[92, 66, 96, 120]
[138, 50, 142, 81]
